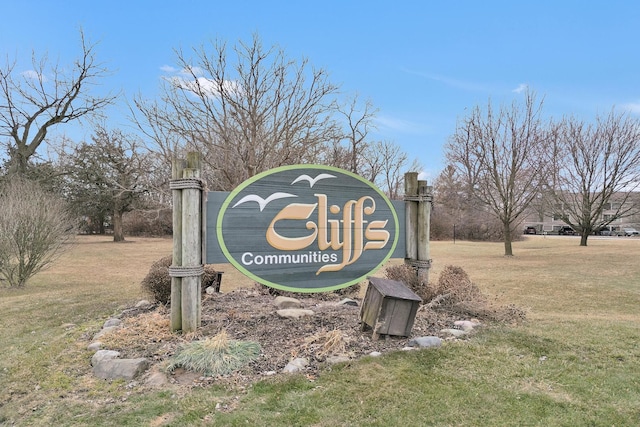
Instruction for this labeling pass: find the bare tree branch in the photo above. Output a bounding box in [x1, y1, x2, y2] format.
[545, 110, 640, 245]
[133, 34, 340, 191]
[445, 90, 549, 256]
[1, 31, 116, 174]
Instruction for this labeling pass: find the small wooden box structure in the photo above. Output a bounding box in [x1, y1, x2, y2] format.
[360, 277, 422, 340]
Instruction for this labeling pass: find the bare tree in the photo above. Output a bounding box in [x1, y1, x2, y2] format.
[335, 95, 378, 174]
[133, 34, 339, 191]
[431, 164, 502, 241]
[0, 31, 116, 175]
[545, 110, 640, 246]
[0, 177, 74, 287]
[445, 91, 549, 256]
[363, 140, 418, 200]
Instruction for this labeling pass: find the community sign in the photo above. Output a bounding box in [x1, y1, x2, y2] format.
[211, 165, 400, 292]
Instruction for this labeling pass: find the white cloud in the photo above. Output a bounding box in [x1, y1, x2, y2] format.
[512, 83, 528, 93]
[375, 114, 429, 135]
[21, 70, 45, 81]
[160, 65, 178, 73]
[179, 66, 204, 77]
[401, 68, 489, 92]
[166, 75, 241, 98]
[621, 102, 640, 115]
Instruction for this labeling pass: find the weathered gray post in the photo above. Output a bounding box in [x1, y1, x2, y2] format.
[404, 172, 419, 263]
[417, 179, 432, 283]
[170, 159, 185, 331]
[404, 172, 432, 284]
[169, 152, 204, 333]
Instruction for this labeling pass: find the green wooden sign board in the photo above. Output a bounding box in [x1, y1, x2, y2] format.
[207, 165, 404, 293]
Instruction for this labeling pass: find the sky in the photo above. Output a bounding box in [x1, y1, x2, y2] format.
[2, 1, 640, 181]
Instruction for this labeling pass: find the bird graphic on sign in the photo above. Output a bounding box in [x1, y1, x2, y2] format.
[291, 173, 336, 188]
[232, 192, 297, 211]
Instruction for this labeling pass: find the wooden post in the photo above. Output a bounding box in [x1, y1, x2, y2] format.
[404, 172, 432, 284]
[169, 152, 204, 333]
[404, 172, 418, 262]
[181, 152, 202, 333]
[170, 159, 185, 332]
[417, 180, 432, 283]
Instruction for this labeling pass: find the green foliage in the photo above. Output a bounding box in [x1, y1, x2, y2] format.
[165, 331, 261, 376]
[141, 255, 220, 304]
[0, 177, 74, 287]
[63, 126, 151, 240]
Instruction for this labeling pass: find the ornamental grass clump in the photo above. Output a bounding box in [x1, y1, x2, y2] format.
[165, 331, 261, 377]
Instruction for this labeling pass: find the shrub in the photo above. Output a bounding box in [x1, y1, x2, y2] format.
[384, 263, 435, 302]
[123, 209, 172, 237]
[430, 265, 526, 322]
[384, 263, 526, 323]
[141, 255, 220, 304]
[431, 265, 486, 305]
[0, 177, 75, 287]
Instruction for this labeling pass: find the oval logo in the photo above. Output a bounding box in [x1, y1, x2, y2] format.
[216, 165, 399, 292]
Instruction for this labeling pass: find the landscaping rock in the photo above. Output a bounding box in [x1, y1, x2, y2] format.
[454, 320, 480, 331]
[276, 308, 314, 319]
[408, 336, 443, 348]
[93, 325, 119, 340]
[326, 355, 351, 365]
[274, 296, 302, 309]
[283, 357, 309, 373]
[91, 350, 121, 366]
[87, 341, 102, 352]
[441, 328, 468, 337]
[103, 318, 122, 328]
[337, 298, 358, 307]
[93, 358, 149, 380]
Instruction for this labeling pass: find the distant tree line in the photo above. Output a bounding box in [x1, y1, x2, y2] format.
[0, 32, 420, 286]
[3, 30, 639, 287]
[434, 90, 640, 254]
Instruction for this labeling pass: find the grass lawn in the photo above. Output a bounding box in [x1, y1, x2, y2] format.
[1, 234, 639, 426]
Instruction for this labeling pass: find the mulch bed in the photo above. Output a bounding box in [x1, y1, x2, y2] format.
[101, 286, 465, 388]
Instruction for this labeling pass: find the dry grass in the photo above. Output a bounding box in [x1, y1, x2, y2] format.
[2, 234, 640, 425]
[303, 329, 348, 358]
[428, 236, 640, 321]
[99, 308, 179, 354]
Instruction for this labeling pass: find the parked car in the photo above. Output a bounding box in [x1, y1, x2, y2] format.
[618, 227, 640, 236]
[523, 226, 537, 235]
[557, 226, 576, 235]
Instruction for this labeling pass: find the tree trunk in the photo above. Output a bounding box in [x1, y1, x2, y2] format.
[113, 210, 125, 242]
[98, 213, 106, 235]
[503, 223, 514, 256]
[6, 149, 31, 175]
[580, 233, 588, 247]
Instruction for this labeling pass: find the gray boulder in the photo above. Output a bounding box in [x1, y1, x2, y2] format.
[274, 296, 302, 309]
[93, 358, 149, 380]
[408, 336, 443, 348]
